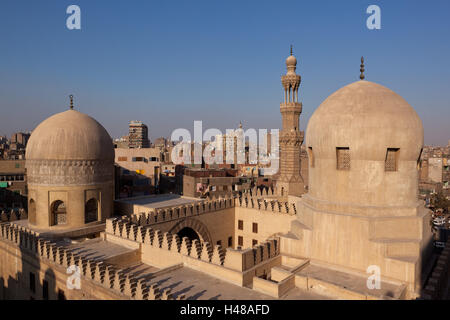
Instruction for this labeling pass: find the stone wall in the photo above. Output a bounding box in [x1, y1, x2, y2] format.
[105, 218, 281, 287]
[0, 222, 175, 300]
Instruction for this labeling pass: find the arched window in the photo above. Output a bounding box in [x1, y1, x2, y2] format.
[28, 199, 36, 225]
[85, 198, 98, 223]
[51, 200, 66, 226]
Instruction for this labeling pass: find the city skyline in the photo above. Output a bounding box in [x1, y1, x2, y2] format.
[0, 0, 449, 145]
[1, 0, 449, 303]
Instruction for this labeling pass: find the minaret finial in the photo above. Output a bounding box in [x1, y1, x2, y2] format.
[290, 45, 293, 56]
[360, 56, 365, 80]
[239, 121, 243, 129]
[69, 94, 74, 110]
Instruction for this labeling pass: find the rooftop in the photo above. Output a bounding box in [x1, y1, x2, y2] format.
[116, 194, 201, 210]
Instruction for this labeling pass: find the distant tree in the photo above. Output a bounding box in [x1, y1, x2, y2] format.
[432, 191, 450, 213]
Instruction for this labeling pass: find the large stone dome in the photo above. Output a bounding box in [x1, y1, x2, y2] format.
[26, 109, 114, 161]
[305, 80, 424, 209]
[25, 108, 115, 230]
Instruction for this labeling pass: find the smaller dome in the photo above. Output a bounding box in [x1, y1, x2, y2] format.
[26, 109, 114, 162]
[286, 55, 297, 67]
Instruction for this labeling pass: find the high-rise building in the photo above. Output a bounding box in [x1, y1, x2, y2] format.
[128, 120, 150, 148]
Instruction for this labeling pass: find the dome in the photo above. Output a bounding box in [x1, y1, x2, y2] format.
[305, 80, 424, 209]
[286, 55, 297, 67]
[26, 109, 114, 162]
[306, 80, 423, 162]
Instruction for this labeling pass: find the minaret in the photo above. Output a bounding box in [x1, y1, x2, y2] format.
[277, 46, 305, 197]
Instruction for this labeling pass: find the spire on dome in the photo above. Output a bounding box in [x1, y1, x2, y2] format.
[360, 57, 365, 80]
[69, 95, 74, 110]
[290, 44, 293, 56]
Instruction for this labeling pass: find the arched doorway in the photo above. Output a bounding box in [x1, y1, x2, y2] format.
[169, 218, 213, 244]
[177, 227, 200, 242]
[85, 198, 98, 223]
[51, 200, 66, 226]
[28, 199, 36, 225]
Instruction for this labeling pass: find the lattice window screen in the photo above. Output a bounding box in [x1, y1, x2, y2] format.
[336, 147, 350, 170]
[385, 148, 399, 171]
[56, 213, 67, 225]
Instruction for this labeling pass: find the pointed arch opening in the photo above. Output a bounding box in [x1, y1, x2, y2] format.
[50, 200, 66, 226]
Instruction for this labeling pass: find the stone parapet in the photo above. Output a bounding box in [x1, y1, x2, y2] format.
[105, 218, 281, 286]
[0, 222, 172, 300]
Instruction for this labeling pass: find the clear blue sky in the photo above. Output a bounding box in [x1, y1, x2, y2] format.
[0, 0, 449, 145]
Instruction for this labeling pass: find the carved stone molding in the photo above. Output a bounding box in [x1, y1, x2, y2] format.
[279, 131, 304, 146]
[26, 159, 114, 186]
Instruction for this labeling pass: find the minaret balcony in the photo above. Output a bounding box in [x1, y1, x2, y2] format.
[280, 102, 302, 113]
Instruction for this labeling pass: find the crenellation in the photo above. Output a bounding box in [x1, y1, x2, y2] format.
[55, 247, 65, 265]
[171, 234, 181, 253]
[104, 265, 115, 289]
[180, 237, 191, 256]
[211, 245, 225, 265]
[123, 275, 137, 297]
[154, 229, 163, 248]
[200, 241, 213, 262]
[112, 270, 125, 293]
[161, 288, 173, 300]
[134, 279, 149, 300]
[48, 244, 57, 262]
[191, 239, 202, 259]
[85, 260, 97, 279]
[161, 232, 172, 250]
[148, 284, 161, 300]
[62, 250, 72, 267]
[116, 220, 124, 237]
[105, 218, 115, 234]
[77, 257, 88, 277]
[147, 211, 155, 224]
[94, 262, 106, 284]
[142, 227, 154, 245]
[129, 224, 138, 241]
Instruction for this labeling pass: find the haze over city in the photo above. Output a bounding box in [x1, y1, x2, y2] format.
[0, 0, 449, 145]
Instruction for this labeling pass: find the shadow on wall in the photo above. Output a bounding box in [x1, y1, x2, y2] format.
[1, 231, 61, 300]
[419, 219, 444, 300]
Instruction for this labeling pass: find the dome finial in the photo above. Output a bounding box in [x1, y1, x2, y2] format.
[239, 121, 243, 129]
[290, 44, 293, 56]
[360, 56, 365, 80]
[69, 94, 74, 110]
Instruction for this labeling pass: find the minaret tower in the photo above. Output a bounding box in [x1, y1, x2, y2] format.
[277, 46, 305, 197]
